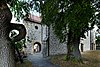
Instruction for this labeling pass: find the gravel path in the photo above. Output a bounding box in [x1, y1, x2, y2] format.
[27, 53, 59, 67]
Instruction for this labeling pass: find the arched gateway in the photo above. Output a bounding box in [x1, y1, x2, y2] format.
[33, 42, 41, 53]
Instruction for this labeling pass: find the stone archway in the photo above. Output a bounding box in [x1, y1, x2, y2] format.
[33, 42, 41, 53]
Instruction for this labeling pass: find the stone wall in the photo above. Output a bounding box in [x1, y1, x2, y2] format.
[23, 21, 42, 54]
[23, 21, 67, 56]
[49, 26, 67, 55]
[23, 20, 97, 56]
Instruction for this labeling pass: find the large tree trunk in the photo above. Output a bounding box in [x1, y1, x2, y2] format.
[0, 2, 26, 67]
[67, 30, 82, 62]
[0, 2, 15, 67]
[0, 39, 15, 67]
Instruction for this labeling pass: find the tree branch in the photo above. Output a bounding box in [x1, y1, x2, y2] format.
[10, 23, 26, 42]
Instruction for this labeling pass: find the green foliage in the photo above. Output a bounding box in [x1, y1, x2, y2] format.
[5, 0, 99, 43]
[10, 30, 26, 50]
[15, 39, 26, 50]
[6, 0, 99, 43]
[95, 1, 100, 28]
[7, 0, 30, 21]
[96, 36, 100, 44]
[36, 0, 96, 42]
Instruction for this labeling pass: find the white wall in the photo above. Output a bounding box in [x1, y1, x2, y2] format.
[80, 31, 90, 51]
[80, 26, 98, 52]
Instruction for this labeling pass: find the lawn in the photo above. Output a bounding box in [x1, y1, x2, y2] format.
[50, 50, 100, 67]
[16, 60, 32, 67]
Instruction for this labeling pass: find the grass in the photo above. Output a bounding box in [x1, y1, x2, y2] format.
[16, 60, 32, 67]
[50, 50, 100, 67]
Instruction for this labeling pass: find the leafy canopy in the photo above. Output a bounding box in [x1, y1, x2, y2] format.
[96, 36, 100, 44]
[6, 0, 30, 21]
[5, 0, 100, 42]
[35, 0, 96, 42]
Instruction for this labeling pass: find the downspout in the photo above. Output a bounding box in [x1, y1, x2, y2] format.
[90, 29, 93, 50]
[47, 25, 50, 56]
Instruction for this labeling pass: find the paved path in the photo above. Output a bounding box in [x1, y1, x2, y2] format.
[27, 53, 59, 67]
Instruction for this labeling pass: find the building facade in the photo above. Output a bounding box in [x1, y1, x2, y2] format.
[23, 14, 97, 57]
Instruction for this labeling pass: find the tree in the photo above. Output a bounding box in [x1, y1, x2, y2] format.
[10, 30, 26, 63]
[95, 1, 100, 28]
[0, 0, 28, 67]
[96, 36, 100, 44]
[35, 0, 97, 61]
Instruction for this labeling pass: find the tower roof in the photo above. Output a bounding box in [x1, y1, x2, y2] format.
[24, 13, 42, 24]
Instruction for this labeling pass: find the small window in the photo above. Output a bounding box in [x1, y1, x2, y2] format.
[35, 26, 38, 29]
